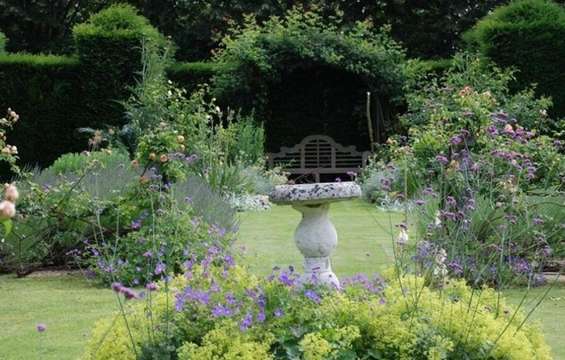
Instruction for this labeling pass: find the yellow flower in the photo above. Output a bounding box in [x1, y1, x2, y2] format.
[149, 153, 157, 161]
[177, 135, 185, 143]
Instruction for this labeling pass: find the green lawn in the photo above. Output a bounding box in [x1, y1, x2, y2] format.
[0, 200, 563, 359]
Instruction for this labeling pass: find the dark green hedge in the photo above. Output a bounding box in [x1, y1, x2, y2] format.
[167, 61, 227, 93]
[73, 4, 167, 127]
[0, 54, 83, 167]
[464, 0, 565, 117]
[0, 54, 225, 168]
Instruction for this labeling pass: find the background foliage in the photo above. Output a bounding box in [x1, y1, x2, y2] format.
[464, 0, 565, 118]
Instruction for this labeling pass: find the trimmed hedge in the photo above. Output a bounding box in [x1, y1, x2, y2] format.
[167, 61, 228, 93]
[73, 4, 167, 127]
[0, 55, 226, 168]
[464, 0, 565, 117]
[0, 54, 83, 167]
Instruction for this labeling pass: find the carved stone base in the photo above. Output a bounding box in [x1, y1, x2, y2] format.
[293, 203, 339, 288]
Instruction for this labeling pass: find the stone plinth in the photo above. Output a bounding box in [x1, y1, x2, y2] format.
[269, 182, 361, 287]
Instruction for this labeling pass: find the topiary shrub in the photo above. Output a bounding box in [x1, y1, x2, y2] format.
[73, 4, 168, 127]
[83, 255, 552, 359]
[464, 0, 565, 118]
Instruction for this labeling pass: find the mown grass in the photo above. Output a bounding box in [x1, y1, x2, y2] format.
[0, 200, 563, 359]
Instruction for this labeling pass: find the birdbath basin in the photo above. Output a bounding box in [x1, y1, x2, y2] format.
[269, 182, 362, 288]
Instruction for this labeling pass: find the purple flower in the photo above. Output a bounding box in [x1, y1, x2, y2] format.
[257, 311, 266, 323]
[415, 199, 426, 206]
[122, 287, 139, 300]
[446, 196, 457, 207]
[211, 304, 233, 318]
[146, 282, 158, 291]
[240, 312, 253, 331]
[304, 289, 321, 304]
[346, 171, 357, 179]
[380, 178, 392, 191]
[155, 262, 166, 275]
[274, 308, 284, 317]
[111, 282, 123, 293]
[450, 135, 463, 145]
[435, 155, 449, 166]
[278, 271, 294, 287]
[532, 217, 544, 226]
[131, 220, 142, 231]
[36, 324, 47, 333]
[142, 251, 152, 258]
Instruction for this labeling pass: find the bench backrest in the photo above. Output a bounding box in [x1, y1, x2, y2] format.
[267, 135, 370, 174]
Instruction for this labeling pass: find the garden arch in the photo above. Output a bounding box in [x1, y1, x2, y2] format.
[212, 10, 407, 155]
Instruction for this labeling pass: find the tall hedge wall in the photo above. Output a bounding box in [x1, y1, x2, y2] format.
[0, 54, 83, 167]
[464, 0, 565, 117]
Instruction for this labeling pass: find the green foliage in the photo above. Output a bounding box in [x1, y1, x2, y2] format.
[167, 61, 230, 93]
[464, 0, 565, 117]
[0, 54, 84, 168]
[125, 48, 269, 194]
[89, 193, 235, 286]
[212, 9, 406, 150]
[73, 4, 168, 128]
[0, 156, 139, 273]
[83, 264, 552, 359]
[0, 32, 6, 54]
[48, 149, 130, 175]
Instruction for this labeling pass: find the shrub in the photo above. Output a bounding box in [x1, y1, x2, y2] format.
[464, 0, 565, 118]
[0, 54, 84, 168]
[362, 54, 565, 286]
[124, 47, 271, 195]
[48, 149, 130, 175]
[73, 4, 168, 127]
[83, 255, 552, 359]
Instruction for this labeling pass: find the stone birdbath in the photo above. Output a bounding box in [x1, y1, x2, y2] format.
[269, 182, 361, 288]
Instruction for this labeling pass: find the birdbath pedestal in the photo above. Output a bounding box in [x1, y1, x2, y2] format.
[269, 182, 361, 288]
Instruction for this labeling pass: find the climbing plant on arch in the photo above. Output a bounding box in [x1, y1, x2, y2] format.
[211, 9, 408, 150]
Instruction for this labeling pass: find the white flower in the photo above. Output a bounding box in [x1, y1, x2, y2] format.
[434, 211, 442, 227]
[396, 228, 409, 246]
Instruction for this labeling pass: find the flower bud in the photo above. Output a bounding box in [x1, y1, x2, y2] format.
[4, 184, 19, 202]
[160, 154, 169, 163]
[149, 153, 157, 161]
[0, 200, 16, 220]
[131, 159, 139, 168]
[176, 135, 185, 143]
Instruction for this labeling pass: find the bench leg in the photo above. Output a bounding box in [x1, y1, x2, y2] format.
[315, 173, 320, 183]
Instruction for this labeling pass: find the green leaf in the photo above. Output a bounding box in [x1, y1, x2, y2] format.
[2, 219, 12, 236]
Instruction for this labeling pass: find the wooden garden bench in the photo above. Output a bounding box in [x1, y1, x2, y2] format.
[267, 135, 370, 182]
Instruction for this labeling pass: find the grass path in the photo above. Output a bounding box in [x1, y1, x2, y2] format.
[0, 200, 563, 359]
[238, 200, 404, 276]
